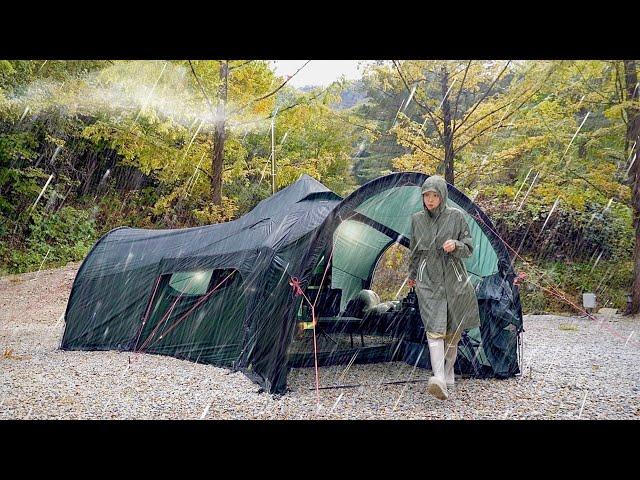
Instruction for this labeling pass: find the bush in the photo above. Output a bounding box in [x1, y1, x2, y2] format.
[481, 198, 634, 262]
[0, 205, 96, 274]
[518, 258, 633, 314]
[87, 188, 158, 235]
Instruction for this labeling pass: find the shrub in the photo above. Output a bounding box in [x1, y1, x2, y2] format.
[517, 258, 633, 314]
[0, 205, 96, 274]
[481, 198, 633, 262]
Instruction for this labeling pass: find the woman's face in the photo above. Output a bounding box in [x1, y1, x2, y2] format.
[423, 191, 441, 211]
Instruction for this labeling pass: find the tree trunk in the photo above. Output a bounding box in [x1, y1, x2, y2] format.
[624, 60, 640, 315]
[440, 65, 455, 185]
[211, 60, 228, 205]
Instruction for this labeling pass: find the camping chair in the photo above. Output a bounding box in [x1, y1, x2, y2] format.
[311, 288, 363, 347]
[316, 289, 383, 348]
[297, 287, 348, 347]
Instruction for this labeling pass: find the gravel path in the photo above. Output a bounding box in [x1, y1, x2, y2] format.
[1, 263, 639, 419]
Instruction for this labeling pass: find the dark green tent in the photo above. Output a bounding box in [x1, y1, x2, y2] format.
[62, 172, 523, 394]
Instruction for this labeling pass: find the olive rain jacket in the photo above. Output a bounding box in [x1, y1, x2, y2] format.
[408, 175, 481, 337]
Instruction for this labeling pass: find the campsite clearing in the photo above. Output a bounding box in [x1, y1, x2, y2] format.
[1, 263, 639, 420]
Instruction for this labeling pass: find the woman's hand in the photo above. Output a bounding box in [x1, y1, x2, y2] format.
[443, 239, 457, 253]
[407, 278, 416, 288]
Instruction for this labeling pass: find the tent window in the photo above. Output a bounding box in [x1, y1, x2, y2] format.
[168, 269, 236, 297]
[169, 270, 213, 296]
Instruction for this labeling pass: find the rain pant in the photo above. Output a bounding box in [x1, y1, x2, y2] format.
[408, 175, 481, 339]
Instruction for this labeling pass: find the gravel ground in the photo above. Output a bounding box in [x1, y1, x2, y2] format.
[1, 263, 639, 420]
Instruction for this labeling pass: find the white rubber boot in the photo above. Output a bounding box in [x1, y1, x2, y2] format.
[444, 338, 459, 391]
[427, 338, 448, 400]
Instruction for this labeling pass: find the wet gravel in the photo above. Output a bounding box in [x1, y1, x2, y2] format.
[1, 263, 639, 419]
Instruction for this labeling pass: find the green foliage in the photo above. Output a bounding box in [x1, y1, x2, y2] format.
[0, 57, 637, 324]
[0, 206, 96, 275]
[0, 130, 43, 212]
[518, 259, 633, 314]
[370, 243, 412, 302]
[87, 187, 158, 234]
[192, 197, 239, 224]
[483, 197, 634, 262]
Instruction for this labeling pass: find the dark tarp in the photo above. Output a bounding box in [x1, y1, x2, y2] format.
[62, 174, 341, 392]
[476, 272, 524, 378]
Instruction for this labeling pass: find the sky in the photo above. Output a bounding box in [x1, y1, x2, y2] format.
[271, 60, 371, 87]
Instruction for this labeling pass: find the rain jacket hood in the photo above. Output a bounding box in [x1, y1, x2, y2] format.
[421, 175, 448, 217]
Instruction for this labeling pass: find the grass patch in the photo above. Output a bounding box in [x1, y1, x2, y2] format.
[558, 323, 579, 331]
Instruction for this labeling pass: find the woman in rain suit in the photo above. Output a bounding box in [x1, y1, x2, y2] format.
[407, 175, 480, 400]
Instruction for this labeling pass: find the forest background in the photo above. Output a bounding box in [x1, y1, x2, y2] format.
[1, 59, 638, 314]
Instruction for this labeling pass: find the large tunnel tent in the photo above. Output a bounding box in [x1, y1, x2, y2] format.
[61, 171, 523, 395]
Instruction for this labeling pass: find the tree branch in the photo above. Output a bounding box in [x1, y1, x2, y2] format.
[231, 85, 332, 127]
[396, 137, 444, 163]
[392, 60, 444, 144]
[188, 60, 216, 115]
[228, 60, 255, 71]
[451, 60, 471, 131]
[454, 90, 528, 140]
[553, 169, 627, 204]
[229, 60, 310, 117]
[575, 61, 613, 103]
[453, 68, 553, 156]
[453, 65, 555, 156]
[453, 60, 511, 133]
[196, 166, 214, 181]
[369, 84, 397, 100]
[326, 110, 443, 164]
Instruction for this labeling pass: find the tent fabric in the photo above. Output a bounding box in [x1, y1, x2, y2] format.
[477, 272, 524, 377]
[61, 171, 524, 394]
